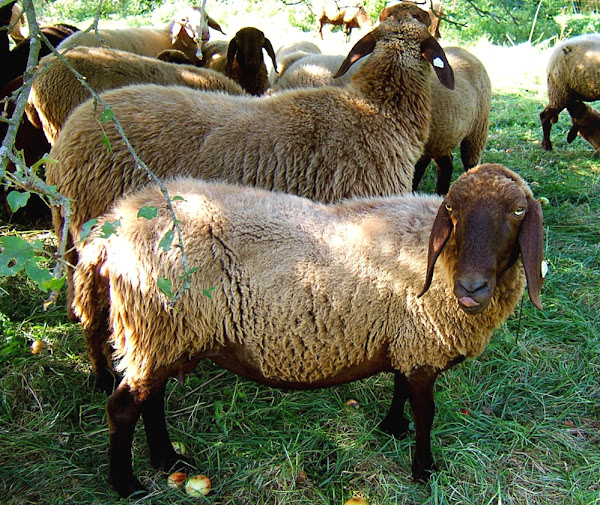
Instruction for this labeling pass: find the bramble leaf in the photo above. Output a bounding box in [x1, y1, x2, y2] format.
[80, 218, 98, 243]
[24, 257, 55, 292]
[101, 133, 112, 153]
[99, 219, 121, 239]
[159, 229, 174, 251]
[138, 206, 158, 220]
[0, 236, 36, 276]
[158, 276, 173, 298]
[202, 286, 217, 299]
[6, 191, 30, 212]
[100, 108, 114, 122]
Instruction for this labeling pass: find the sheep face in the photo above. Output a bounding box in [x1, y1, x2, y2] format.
[225, 27, 277, 74]
[420, 164, 544, 314]
[170, 6, 224, 58]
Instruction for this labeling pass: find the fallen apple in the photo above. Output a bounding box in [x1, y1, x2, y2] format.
[171, 440, 186, 456]
[185, 474, 211, 497]
[167, 472, 188, 489]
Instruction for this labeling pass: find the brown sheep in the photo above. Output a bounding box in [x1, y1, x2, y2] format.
[540, 33, 600, 151]
[73, 163, 544, 497]
[317, 0, 374, 42]
[566, 101, 600, 156]
[27, 46, 246, 144]
[202, 27, 277, 96]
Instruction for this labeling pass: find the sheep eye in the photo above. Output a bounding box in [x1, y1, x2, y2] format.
[444, 203, 453, 212]
[514, 207, 525, 216]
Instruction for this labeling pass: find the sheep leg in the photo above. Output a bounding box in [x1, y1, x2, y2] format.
[379, 371, 410, 438]
[433, 156, 454, 195]
[412, 158, 431, 192]
[406, 366, 439, 481]
[106, 381, 146, 498]
[142, 382, 191, 472]
[84, 305, 120, 395]
[540, 106, 561, 150]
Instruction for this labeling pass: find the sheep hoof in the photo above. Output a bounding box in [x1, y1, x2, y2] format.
[109, 474, 147, 498]
[411, 460, 438, 483]
[378, 416, 410, 439]
[541, 141, 553, 151]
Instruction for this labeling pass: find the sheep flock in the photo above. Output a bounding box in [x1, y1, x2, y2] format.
[5, 0, 600, 500]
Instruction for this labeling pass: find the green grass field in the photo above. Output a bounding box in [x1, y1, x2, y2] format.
[1, 16, 600, 505]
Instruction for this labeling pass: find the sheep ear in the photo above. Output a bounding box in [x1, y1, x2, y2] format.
[567, 124, 579, 143]
[518, 195, 545, 310]
[226, 37, 238, 74]
[207, 16, 225, 35]
[418, 202, 453, 298]
[171, 23, 183, 44]
[263, 37, 278, 74]
[421, 36, 454, 90]
[333, 31, 376, 78]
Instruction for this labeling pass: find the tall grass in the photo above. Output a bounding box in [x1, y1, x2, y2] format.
[1, 10, 600, 505]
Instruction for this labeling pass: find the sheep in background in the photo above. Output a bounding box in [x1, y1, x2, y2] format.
[317, 0, 374, 42]
[73, 164, 544, 497]
[566, 101, 600, 156]
[57, 6, 224, 64]
[380, 0, 443, 39]
[198, 38, 229, 67]
[272, 53, 364, 90]
[1, 1, 15, 63]
[412, 46, 491, 195]
[202, 27, 277, 95]
[49, 3, 454, 361]
[270, 40, 321, 85]
[27, 46, 246, 144]
[540, 33, 600, 151]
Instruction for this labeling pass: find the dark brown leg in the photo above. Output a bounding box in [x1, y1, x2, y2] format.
[379, 371, 410, 439]
[84, 306, 120, 395]
[106, 381, 146, 497]
[433, 156, 454, 195]
[412, 158, 431, 192]
[142, 382, 191, 472]
[540, 106, 561, 151]
[406, 366, 440, 481]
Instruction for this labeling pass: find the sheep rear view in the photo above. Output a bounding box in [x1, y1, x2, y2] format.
[540, 33, 600, 151]
[49, 5, 454, 334]
[73, 163, 544, 497]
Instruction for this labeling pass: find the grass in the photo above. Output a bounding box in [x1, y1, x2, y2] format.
[1, 12, 600, 505]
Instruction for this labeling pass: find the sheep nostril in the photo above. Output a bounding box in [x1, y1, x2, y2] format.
[458, 279, 489, 297]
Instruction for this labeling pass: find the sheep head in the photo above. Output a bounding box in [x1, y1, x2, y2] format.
[419, 164, 545, 314]
[566, 101, 600, 157]
[333, 4, 454, 89]
[170, 6, 225, 56]
[225, 27, 277, 74]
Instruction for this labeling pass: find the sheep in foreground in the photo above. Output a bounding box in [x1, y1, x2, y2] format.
[56, 6, 224, 63]
[566, 101, 600, 156]
[8, 1, 26, 43]
[540, 33, 600, 151]
[202, 27, 277, 95]
[272, 53, 364, 90]
[73, 163, 545, 497]
[27, 46, 246, 144]
[49, 7, 455, 327]
[270, 40, 321, 85]
[412, 46, 491, 194]
[318, 0, 374, 41]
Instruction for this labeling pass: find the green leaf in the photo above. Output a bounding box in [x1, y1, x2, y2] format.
[80, 218, 98, 243]
[100, 108, 114, 122]
[24, 257, 55, 293]
[0, 236, 36, 276]
[137, 206, 158, 220]
[6, 191, 31, 212]
[202, 286, 217, 299]
[101, 133, 112, 154]
[159, 229, 174, 251]
[171, 195, 186, 202]
[99, 219, 121, 239]
[157, 276, 173, 298]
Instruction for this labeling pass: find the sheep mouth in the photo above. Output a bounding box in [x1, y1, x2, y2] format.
[457, 296, 489, 315]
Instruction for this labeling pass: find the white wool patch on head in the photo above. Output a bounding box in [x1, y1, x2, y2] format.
[433, 57, 445, 68]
